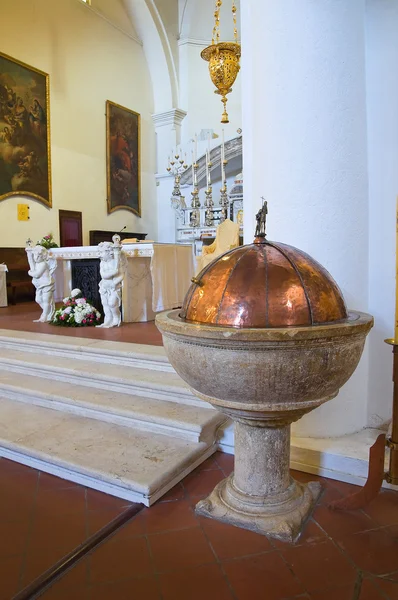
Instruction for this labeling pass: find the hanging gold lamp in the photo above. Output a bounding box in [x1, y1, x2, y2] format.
[201, 0, 241, 124]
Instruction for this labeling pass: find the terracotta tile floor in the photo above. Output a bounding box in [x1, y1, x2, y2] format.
[0, 302, 163, 345]
[1, 453, 397, 600]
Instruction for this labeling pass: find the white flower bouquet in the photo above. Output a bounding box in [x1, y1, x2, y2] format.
[52, 289, 102, 327]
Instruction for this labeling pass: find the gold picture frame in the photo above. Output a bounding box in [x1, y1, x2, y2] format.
[0, 51, 52, 207]
[106, 100, 141, 217]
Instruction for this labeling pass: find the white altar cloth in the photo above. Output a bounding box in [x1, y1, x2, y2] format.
[49, 243, 194, 323]
[0, 264, 8, 307]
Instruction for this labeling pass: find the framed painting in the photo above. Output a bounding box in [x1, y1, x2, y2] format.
[106, 100, 141, 217]
[0, 51, 51, 207]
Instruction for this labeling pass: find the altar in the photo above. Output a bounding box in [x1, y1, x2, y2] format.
[49, 242, 194, 323]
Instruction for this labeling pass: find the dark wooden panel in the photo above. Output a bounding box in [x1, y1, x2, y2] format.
[71, 259, 102, 312]
[0, 248, 34, 304]
[59, 210, 83, 247]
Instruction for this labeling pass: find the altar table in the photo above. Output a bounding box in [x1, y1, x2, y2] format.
[0, 264, 8, 307]
[49, 243, 194, 323]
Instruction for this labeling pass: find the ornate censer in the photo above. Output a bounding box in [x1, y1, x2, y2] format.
[156, 203, 373, 542]
[201, 1, 241, 124]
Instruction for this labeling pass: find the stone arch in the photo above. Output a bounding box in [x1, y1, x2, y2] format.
[123, 0, 178, 113]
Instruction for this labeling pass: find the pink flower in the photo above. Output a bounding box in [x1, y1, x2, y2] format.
[82, 319, 86, 324]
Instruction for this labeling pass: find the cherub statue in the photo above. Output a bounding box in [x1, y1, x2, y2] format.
[96, 235, 127, 328]
[26, 244, 57, 322]
[255, 198, 268, 238]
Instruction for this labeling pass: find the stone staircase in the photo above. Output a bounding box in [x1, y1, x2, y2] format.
[0, 330, 226, 506]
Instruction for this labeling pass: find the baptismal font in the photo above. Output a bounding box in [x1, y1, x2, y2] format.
[156, 202, 373, 542]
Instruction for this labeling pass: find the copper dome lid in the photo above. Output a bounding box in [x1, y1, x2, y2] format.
[180, 204, 347, 329]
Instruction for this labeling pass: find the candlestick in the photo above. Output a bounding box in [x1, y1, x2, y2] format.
[395, 196, 398, 342]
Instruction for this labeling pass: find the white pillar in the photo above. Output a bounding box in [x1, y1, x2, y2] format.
[153, 109, 187, 243]
[366, 1, 398, 429]
[241, 0, 369, 437]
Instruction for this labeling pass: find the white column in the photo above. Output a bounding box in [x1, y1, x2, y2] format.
[241, 0, 369, 437]
[366, 1, 398, 429]
[153, 109, 187, 243]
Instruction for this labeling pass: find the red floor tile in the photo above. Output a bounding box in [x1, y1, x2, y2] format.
[38, 471, 80, 491]
[86, 507, 127, 536]
[149, 526, 216, 572]
[223, 550, 305, 600]
[370, 575, 398, 599]
[85, 488, 131, 512]
[308, 577, 386, 600]
[199, 515, 273, 560]
[40, 560, 88, 597]
[28, 510, 87, 554]
[88, 575, 161, 600]
[281, 539, 357, 593]
[34, 485, 86, 516]
[1, 451, 398, 600]
[158, 481, 186, 502]
[140, 499, 198, 534]
[312, 505, 379, 539]
[89, 535, 152, 583]
[272, 518, 327, 548]
[182, 468, 225, 499]
[0, 519, 30, 559]
[159, 563, 234, 600]
[363, 490, 398, 527]
[337, 527, 398, 575]
[0, 554, 23, 600]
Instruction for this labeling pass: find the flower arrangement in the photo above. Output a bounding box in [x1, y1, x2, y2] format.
[37, 233, 59, 249]
[52, 289, 102, 327]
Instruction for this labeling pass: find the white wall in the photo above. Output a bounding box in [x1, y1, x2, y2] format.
[0, 0, 157, 247]
[241, 0, 370, 437]
[366, 0, 398, 428]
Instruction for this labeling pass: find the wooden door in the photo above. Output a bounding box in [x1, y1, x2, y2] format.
[59, 210, 83, 247]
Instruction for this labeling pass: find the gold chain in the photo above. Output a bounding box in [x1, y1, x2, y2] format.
[232, 1, 238, 42]
[212, 0, 222, 45]
[211, 0, 239, 45]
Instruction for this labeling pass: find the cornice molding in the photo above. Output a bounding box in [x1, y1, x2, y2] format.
[178, 37, 211, 47]
[152, 108, 188, 128]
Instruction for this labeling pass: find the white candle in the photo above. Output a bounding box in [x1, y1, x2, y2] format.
[194, 134, 198, 163]
[191, 150, 195, 184]
[206, 150, 210, 187]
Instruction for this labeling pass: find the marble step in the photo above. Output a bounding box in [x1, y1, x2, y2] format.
[0, 369, 224, 443]
[0, 347, 204, 408]
[0, 329, 173, 372]
[0, 397, 217, 506]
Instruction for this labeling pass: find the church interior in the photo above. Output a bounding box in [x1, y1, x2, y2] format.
[0, 0, 397, 598]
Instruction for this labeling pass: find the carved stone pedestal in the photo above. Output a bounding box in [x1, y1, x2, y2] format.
[196, 422, 321, 542]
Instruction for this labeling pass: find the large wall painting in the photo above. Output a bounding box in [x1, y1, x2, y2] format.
[106, 100, 140, 217]
[0, 52, 51, 207]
